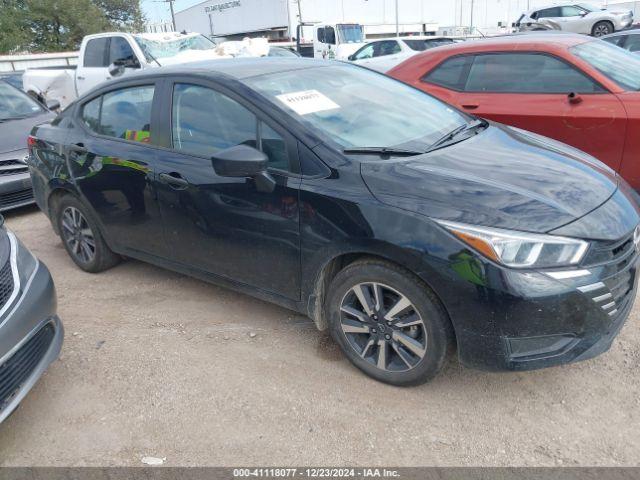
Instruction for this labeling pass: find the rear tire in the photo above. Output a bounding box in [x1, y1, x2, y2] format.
[592, 21, 613, 37]
[55, 195, 120, 273]
[324, 259, 452, 386]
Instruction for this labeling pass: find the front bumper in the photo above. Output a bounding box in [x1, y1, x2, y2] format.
[433, 229, 638, 372]
[0, 257, 62, 424]
[0, 172, 35, 212]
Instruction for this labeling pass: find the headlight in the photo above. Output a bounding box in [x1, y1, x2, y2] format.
[436, 220, 589, 269]
[7, 230, 38, 286]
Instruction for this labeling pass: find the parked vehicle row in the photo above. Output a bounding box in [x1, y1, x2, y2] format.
[389, 33, 640, 192]
[515, 3, 633, 36]
[0, 81, 57, 212]
[347, 36, 457, 73]
[26, 57, 640, 386]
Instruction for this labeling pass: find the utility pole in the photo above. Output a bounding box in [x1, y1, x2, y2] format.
[470, 0, 475, 33]
[165, 0, 176, 32]
[395, 0, 399, 37]
[296, 0, 303, 25]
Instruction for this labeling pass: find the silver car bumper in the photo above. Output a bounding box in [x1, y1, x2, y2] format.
[0, 236, 62, 424]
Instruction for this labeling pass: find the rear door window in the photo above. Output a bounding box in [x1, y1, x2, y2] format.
[422, 56, 473, 91]
[464, 53, 603, 93]
[84, 38, 109, 67]
[81, 85, 155, 143]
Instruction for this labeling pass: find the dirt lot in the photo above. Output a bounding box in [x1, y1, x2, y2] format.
[0, 205, 639, 466]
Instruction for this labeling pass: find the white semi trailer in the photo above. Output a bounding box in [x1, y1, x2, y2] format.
[174, 0, 440, 59]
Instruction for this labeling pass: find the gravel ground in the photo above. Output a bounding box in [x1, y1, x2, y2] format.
[0, 206, 639, 467]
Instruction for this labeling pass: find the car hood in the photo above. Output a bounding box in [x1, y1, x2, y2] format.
[0, 112, 55, 153]
[361, 123, 618, 234]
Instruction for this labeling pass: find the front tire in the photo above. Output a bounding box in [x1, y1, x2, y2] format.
[55, 195, 120, 273]
[592, 21, 613, 37]
[325, 259, 452, 386]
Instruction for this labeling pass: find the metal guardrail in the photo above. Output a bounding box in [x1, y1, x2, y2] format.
[0, 52, 79, 72]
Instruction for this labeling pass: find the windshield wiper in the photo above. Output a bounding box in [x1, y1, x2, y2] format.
[342, 147, 425, 157]
[425, 119, 488, 153]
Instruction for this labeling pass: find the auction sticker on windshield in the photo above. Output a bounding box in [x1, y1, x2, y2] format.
[276, 90, 340, 115]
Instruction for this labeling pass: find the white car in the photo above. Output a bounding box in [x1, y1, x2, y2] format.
[515, 3, 633, 37]
[347, 36, 457, 73]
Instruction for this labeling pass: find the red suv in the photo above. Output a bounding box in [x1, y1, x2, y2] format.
[388, 33, 640, 191]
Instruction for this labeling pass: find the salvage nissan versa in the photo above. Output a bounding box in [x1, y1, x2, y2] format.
[28, 58, 639, 385]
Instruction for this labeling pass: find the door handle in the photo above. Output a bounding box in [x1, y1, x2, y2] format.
[68, 143, 88, 154]
[77, 76, 85, 80]
[462, 104, 479, 110]
[159, 172, 189, 190]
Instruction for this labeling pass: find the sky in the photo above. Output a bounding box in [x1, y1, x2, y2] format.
[141, 0, 609, 29]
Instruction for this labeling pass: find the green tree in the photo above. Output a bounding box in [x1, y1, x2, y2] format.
[0, 0, 146, 54]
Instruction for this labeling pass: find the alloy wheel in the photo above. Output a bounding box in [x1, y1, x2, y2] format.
[339, 282, 427, 372]
[593, 24, 611, 37]
[61, 206, 96, 264]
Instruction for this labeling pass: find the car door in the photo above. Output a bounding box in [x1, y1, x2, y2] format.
[535, 7, 563, 29]
[77, 37, 110, 96]
[68, 81, 167, 257]
[423, 52, 628, 171]
[557, 6, 588, 33]
[153, 79, 302, 300]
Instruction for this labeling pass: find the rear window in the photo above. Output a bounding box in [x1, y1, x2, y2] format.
[571, 40, 640, 91]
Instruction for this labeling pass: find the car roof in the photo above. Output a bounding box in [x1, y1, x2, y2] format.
[417, 32, 593, 54]
[125, 57, 334, 82]
[526, 3, 576, 13]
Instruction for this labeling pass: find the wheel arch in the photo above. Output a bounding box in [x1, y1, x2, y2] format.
[47, 184, 78, 235]
[306, 245, 454, 343]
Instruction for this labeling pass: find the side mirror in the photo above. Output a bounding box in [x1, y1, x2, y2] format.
[348, 54, 355, 61]
[46, 99, 60, 111]
[212, 145, 276, 193]
[108, 62, 126, 77]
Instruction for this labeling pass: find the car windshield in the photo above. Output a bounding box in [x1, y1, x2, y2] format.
[404, 38, 455, 51]
[338, 25, 364, 43]
[0, 82, 45, 121]
[571, 40, 640, 91]
[245, 64, 469, 151]
[134, 34, 216, 61]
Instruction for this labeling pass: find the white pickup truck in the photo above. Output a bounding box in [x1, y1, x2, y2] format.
[23, 31, 227, 109]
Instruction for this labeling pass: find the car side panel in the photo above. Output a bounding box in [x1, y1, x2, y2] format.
[616, 92, 640, 192]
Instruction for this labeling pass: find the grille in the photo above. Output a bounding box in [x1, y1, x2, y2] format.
[0, 260, 14, 310]
[0, 188, 34, 208]
[0, 323, 55, 412]
[579, 231, 638, 319]
[0, 159, 28, 177]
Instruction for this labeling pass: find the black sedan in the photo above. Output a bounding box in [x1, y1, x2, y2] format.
[0, 81, 56, 212]
[28, 58, 640, 385]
